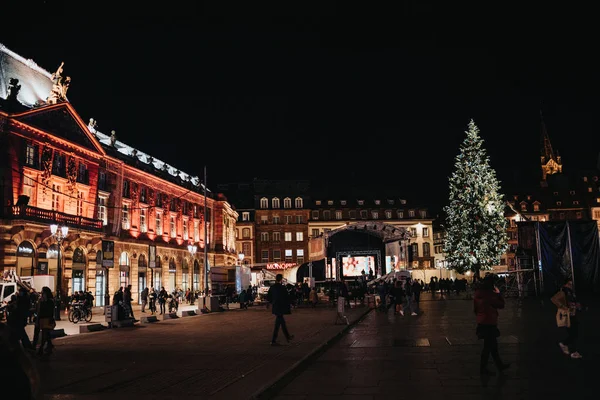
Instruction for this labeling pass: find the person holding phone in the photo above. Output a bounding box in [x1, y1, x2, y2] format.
[473, 272, 510, 375]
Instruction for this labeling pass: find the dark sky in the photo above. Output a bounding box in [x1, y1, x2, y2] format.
[2, 2, 599, 214]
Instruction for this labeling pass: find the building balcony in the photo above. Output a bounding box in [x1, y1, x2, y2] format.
[2, 205, 103, 232]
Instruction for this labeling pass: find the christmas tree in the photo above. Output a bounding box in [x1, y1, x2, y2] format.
[443, 119, 508, 276]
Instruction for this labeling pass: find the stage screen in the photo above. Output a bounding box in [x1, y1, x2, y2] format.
[342, 256, 375, 277]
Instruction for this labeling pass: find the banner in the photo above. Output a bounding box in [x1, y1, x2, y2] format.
[148, 244, 157, 268]
[308, 237, 326, 261]
[102, 240, 114, 268]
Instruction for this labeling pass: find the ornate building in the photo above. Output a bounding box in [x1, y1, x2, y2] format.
[0, 43, 238, 306]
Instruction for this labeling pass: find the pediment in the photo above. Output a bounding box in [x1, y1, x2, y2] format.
[13, 103, 105, 155]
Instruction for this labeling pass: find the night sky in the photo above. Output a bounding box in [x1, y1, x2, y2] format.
[2, 2, 599, 214]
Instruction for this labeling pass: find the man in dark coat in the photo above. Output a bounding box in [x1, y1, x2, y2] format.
[267, 274, 294, 345]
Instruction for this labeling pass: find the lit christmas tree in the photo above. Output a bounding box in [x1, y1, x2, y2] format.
[443, 119, 508, 277]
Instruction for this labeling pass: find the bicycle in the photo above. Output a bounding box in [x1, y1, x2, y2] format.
[68, 302, 92, 323]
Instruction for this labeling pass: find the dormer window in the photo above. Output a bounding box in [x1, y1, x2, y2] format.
[357, 200, 364, 206]
[284, 198, 292, 208]
[315, 200, 321, 205]
[570, 191, 576, 195]
[400, 199, 407, 205]
[327, 200, 334, 205]
[295, 197, 303, 208]
[520, 203, 527, 212]
[553, 192, 559, 196]
[573, 201, 580, 205]
[375, 200, 381, 205]
[583, 177, 588, 182]
[340, 200, 347, 206]
[533, 204, 540, 212]
[260, 197, 268, 209]
[557, 201, 562, 206]
[272, 197, 280, 208]
[387, 199, 394, 205]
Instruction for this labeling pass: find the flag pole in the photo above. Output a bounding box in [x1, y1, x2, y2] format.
[203, 165, 209, 312]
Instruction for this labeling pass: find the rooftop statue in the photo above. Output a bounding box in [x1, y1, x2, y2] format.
[47, 61, 71, 104]
[7, 78, 21, 102]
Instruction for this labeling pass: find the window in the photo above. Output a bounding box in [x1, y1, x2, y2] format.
[312, 229, 320, 237]
[312, 210, 319, 220]
[77, 191, 84, 215]
[156, 212, 162, 235]
[296, 249, 304, 264]
[273, 231, 281, 242]
[140, 187, 147, 203]
[533, 204, 540, 212]
[556, 201, 562, 206]
[183, 218, 188, 240]
[182, 201, 188, 215]
[140, 208, 147, 233]
[194, 220, 199, 241]
[285, 215, 293, 224]
[122, 204, 130, 229]
[349, 210, 356, 219]
[375, 200, 381, 205]
[521, 204, 527, 211]
[570, 190, 576, 195]
[122, 180, 130, 198]
[411, 243, 419, 257]
[410, 227, 417, 237]
[409, 210, 415, 218]
[97, 196, 108, 226]
[285, 232, 292, 241]
[387, 199, 395, 205]
[170, 197, 176, 212]
[156, 193, 163, 208]
[25, 144, 36, 166]
[583, 177, 588, 182]
[242, 242, 251, 255]
[51, 184, 61, 210]
[242, 228, 250, 239]
[284, 198, 292, 208]
[22, 176, 34, 199]
[357, 200, 364, 206]
[420, 211, 427, 218]
[594, 210, 600, 219]
[296, 232, 303, 241]
[170, 215, 176, 237]
[260, 198, 268, 209]
[559, 212, 565, 220]
[336, 211, 342, 220]
[268, 249, 280, 262]
[295, 197, 303, 208]
[272, 198, 280, 208]
[285, 249, 293, 262]
[261, 232, 269, 242]
[371, 211, 379, 219]
[422, 227, 429, 237]
[261, 215, 268, 224]
[77, 162, 88, 184]
[340, 200, 346, 206]
[242, 212, 250, 221]
[397, 210, 404, 218]
[315, 200, 321, 205]
[295, 215, 302, 223]
[323, 210, 330, 220]
[98, 171, 107, 191]
[589, 187, 593, 193]
[360, 210, 367, 219]
[573, 201, 580, 206]
[385, 210, 392, 219]
[423, 243, 430, 257]
[273, 215, 280, 224]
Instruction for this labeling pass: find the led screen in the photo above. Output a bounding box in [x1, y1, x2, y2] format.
[342, 256, 375, 277]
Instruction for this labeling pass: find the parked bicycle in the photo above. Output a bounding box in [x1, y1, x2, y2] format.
[68, 301, 92, 323]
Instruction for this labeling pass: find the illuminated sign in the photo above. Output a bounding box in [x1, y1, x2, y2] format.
[266, 263, 296, 270]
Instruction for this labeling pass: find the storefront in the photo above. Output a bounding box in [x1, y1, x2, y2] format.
[168, 257, 176, 292]
[16, 241, 36, 277]
[119, 252, 130, 290]
[72, 247, 87, 294]
[137, 254, 147, 304]
[182, 258, 190, 292]
[94, 251, 106, 306]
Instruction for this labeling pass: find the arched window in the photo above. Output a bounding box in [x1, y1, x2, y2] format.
[295, 197, 303, 208]
[283, 197, 292, 208]
[119, 252, 130, 289]
[193, 259, 200, 291]
[272, 197, 280, 208]
[73, 248, 86, 264]
[16, 241, 35, 276]
[138, 254, 147, 269]
[260, 197, 268, 209]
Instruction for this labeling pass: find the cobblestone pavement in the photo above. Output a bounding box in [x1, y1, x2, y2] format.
[35, 301, 370, 400]
[269, 293, 600, 400]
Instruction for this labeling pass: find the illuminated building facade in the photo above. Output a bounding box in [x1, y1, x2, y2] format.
[0, 43, 238, 305]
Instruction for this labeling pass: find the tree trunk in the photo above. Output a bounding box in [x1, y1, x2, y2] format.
[473, 265, 481, 281]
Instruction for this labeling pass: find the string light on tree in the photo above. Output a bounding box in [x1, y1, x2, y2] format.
[443, 119, 508, 277]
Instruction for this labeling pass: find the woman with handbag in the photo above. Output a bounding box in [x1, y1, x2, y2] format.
[551, 278, 583, 359]
[36, 286, 56, 356]
[473, 273, 510, 375]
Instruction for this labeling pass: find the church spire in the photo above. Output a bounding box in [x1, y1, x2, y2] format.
[539, 109, 562, 186]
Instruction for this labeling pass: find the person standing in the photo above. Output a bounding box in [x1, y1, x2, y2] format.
[267, 273, 294, 345]
[140, 287, 149, 313]
[36, 286, 55, 356]
[392, 280, 405, 316]
[474, 273, 510, 375]
[552, 278, 583, 359]
[411, 278, 422, 315]
[158, 286, 168, 315]
[148, 287, 157, 315]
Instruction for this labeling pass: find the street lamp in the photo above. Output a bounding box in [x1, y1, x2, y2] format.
[50, 223, 69, 320]
[188, 243, 197, 303]
[238, 252, 245, 265]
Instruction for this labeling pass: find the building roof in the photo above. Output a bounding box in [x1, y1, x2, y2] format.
[0, 43, 53, 107]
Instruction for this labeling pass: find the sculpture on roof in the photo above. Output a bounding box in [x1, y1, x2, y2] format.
[7, 78, 21, 102]
[47, 61, 71, 104]
[88, 118, 98, 132]
[110, 130, 116, 146]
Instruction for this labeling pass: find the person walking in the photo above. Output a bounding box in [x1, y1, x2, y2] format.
[552, 278, 583, 359]
[392, 280, 405, 316]
[267, 273, 294, 345]
[140, 287, 149, 313]
[474, 273, 510, 375]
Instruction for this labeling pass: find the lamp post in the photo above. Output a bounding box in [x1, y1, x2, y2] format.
[238, 252, 245, 266]
[188, 244, 197, 303]
[50, 223, 69, 320]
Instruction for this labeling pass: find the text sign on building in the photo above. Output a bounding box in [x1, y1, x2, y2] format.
[102, 240, 114, 268]
[266, 263, 297, 270]
[149, 244, 157, 268]
[308, 237, 326, 261]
